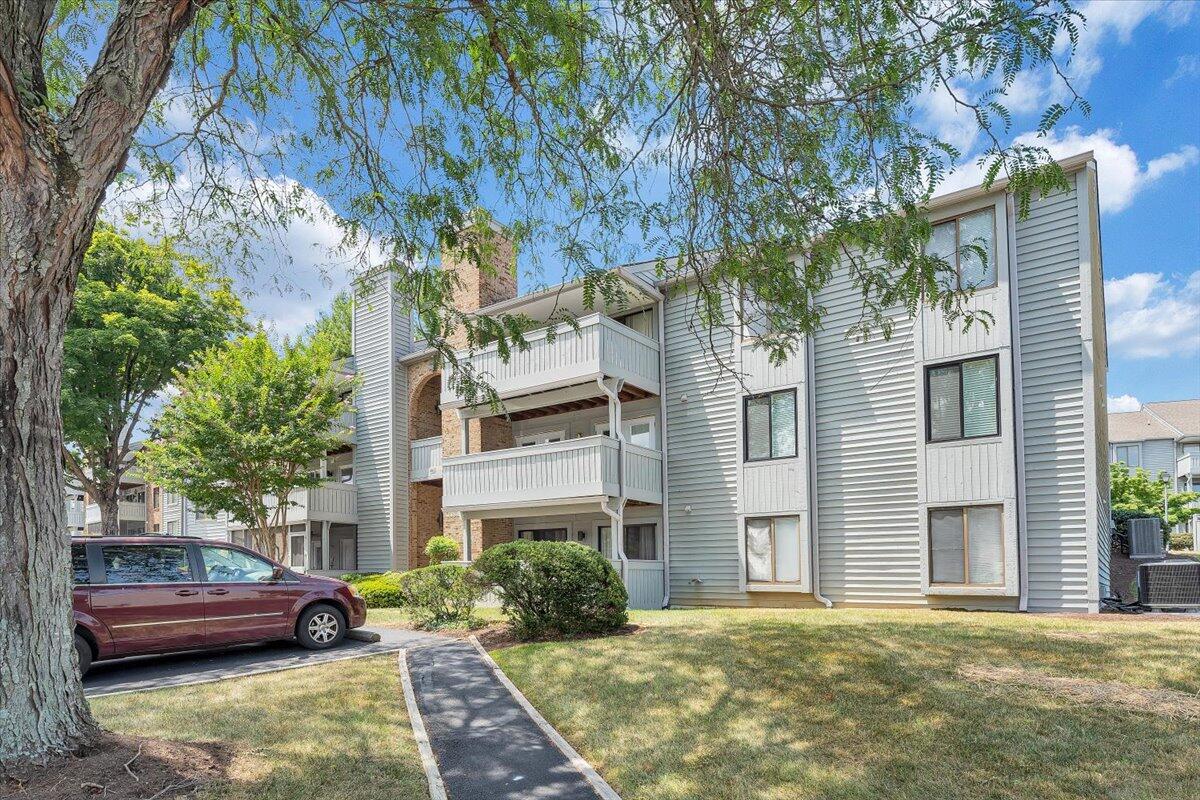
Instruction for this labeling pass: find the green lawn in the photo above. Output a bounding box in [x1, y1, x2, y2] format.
[492, 608, 1200, 800]
[92, 655, 429, 800]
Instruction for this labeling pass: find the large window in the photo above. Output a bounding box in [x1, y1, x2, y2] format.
[518, 528, 568, 542]
[1112, 444, 1141, 468]
[745, 389, 797, 461]
[595, 416, 657, 449]
[926, 207, 997, 290]
[745, 516, 801, 583]
[101, 545, 192, 584]
[597, 523, 659, 560]
[201, 546, 278, 583]
[929, 505, 1004, 586]
[926, 356, 999, 442]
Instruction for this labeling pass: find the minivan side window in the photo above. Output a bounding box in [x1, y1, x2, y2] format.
[101, 545, 192, 584]
[200, 546, 277, 583]
[72, 544, 91, 585]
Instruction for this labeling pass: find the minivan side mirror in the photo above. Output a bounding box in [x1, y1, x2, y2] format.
[269, 566, 285, 582]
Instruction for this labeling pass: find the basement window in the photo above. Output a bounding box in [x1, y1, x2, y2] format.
[929, 505, 1003, 586]
[745, 516, 801, 584]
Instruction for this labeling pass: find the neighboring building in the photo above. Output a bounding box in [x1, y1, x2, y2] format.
[349, 151, 1112, 612]
[1108, 399, 1200, 538]
[83, 472, 149, 535]
[64, 481, 87, 535]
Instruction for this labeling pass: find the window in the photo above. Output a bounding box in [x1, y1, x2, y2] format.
[517, 430, 565, 447]
[165, 521, 178, 535]
[517, 528, 568, 542]
[744, 389, 797, 461]
[102, 545, 192, 584]
[597, 523, 658, 560]
[201, 546, 278, 583]
[929, 506, 1003, 585]
[1112, 444, 1141, 468]
[72, 544, 91, 585]
[289, 534, 306, 568]
[926, 207, 997, 291]
[152, 487, 160, 509]
[595, 416, 657, 449]
[617, 308, 654, 338]
[741, 291, 779, 339]
[745, 516, 801, 583]
[926, 356, 999, 442]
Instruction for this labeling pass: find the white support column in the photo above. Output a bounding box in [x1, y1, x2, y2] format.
[461, 512, 472, 561]
[457, 409, 469, 456]
[321, 520, 331, 571]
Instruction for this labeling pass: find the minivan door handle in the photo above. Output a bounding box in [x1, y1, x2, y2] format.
[174, 589, 200, 597]
[206, 588, 229, 596]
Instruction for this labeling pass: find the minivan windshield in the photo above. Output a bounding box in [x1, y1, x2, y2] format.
[201, 546, 278, 583]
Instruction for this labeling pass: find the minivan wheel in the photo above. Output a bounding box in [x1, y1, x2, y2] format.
[74, 633, 93, 676]
[297, 604, 346, 650]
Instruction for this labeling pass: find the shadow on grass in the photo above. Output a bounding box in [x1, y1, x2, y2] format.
[494, 610, 1200, 800]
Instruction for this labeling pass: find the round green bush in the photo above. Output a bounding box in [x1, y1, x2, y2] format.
[424, 535, 460, 565]
[397, 564, 482, 629]
[351, 572, 404, 608]
[1168, 530, 1194, 552]
[473, 540, 627, 639]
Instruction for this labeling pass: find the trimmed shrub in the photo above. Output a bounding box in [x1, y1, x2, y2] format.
[1168, 530, 1195, 552]
[351, 572, 404, 608]
[338, 572, 369, 582]
[396, 564, 483, 629]
[473, 540, 627, 639]
[424, 535, 460, 565]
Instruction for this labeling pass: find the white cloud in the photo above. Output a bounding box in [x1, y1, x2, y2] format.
[1105, 270, 1200, 359]
[1060, 0, 1193, 91]
[1166, 53, 1200, 86]
[936, 128, 1199, 213]
[1107, 394, 1143, 413]
[917, 80, 981, 156]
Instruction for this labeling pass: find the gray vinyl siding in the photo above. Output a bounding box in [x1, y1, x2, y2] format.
[1015, 174, 1091, 611]
[813, 258, 923, 606]
[391, 292, 411, 571]
[353, 276, 403, 572]
[1138, 439, 1178, 481]
[663, 287, 742, 605]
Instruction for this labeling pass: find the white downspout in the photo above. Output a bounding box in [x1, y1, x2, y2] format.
[656, 298, 671, 608]
[1007, 194, 1030, 612]
[806, 336, 833, 608]
[597, 377, 629, 581]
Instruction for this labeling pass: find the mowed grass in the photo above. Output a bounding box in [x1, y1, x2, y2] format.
[92, 655, 428, 800]
[492, 608, 1200, 800]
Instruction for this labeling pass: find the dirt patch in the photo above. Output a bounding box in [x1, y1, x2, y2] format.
[958, 664, 1200, 721]
[1043, 630, 1106, 642]
[473, 622, 644, 651]
[1, 733, 228, 800]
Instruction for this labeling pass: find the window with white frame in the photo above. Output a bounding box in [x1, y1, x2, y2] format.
[595, 416, 656, 449]
[929, 505, 1004, 586]
[745, 516, 802, 583]
[926, 355, 999, 442]
[744, 389, 797, 461]
[926, 207, 997, 291]
[1112, 444, 1141, 468]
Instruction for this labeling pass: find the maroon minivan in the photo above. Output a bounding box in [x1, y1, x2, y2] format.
[71, 535, 367, 675]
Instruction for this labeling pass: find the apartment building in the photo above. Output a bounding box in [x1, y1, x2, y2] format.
[349, 152, 1111, 613]
[1108, 399, 1200, 538]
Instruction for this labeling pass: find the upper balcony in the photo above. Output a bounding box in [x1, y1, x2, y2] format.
[1179, 453, 1200, 479]
[440, 313, 661, 411]
[229, 481, 357, 529]
[85, 500, 147, 526]
[442, 435, 662, 515]
[412, 436, 443, 482]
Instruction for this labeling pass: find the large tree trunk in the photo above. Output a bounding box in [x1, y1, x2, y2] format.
[98, 493, 121, 536]
[0, 217, 98, 763]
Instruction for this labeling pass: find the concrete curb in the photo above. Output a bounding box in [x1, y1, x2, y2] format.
[468, 635, 622, 800]
[397, 649, 449, 800]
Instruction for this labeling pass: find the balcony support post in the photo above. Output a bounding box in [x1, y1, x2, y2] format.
[457, 409, 469, 456]
[460, 512, 472, 561]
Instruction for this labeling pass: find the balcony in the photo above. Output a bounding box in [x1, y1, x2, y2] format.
[1178, 453, 1199, 479]
[412, 437, 443, 482]
[335, 408, 357, 443]
[85, 500, 147, 526]
[442, 435, 662, 514]
[65, 499, 86, 528]
[440, 313, 661, 410]
[230, 481, 357, 529]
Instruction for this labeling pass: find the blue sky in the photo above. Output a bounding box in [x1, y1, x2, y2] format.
[122, 0, 1200, 412]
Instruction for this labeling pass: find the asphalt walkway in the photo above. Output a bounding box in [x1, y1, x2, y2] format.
[406, 640, 612, 800]
[84, 627, 432, 696]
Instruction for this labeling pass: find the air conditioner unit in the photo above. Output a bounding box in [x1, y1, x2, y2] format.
[1137, 561, 1200, 609]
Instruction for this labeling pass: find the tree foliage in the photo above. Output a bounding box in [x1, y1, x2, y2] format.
[306, 291, 353, 361]
[138, 332, 352, 560]
[61, 225, 246, 531]
[1110, 462, 1200, 532]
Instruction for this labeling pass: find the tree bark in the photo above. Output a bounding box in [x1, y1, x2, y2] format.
[1, 0, 207, 766]
[98, 493, 121, 536]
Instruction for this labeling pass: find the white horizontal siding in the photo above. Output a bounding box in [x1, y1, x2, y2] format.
[1017, 175, 1090, 611]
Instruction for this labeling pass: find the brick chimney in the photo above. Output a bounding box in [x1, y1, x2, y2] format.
[438, 216, 517, 557]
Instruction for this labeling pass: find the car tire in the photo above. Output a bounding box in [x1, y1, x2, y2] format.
[74, 632, 93, 676]
[296, 604, 346, 650]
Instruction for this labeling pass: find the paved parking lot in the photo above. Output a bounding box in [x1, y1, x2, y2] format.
[84, 627, 437, 697]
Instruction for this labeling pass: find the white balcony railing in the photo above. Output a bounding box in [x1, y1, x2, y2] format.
[443, 435, 662, 512]
[440, 313, 661, 408]
[231, 481, 357, 529]
[84, 500, 148, 526]
[1178, 453, 1199, 478]
[412, 437, 443, 482]
[65, 499, 86, 528]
